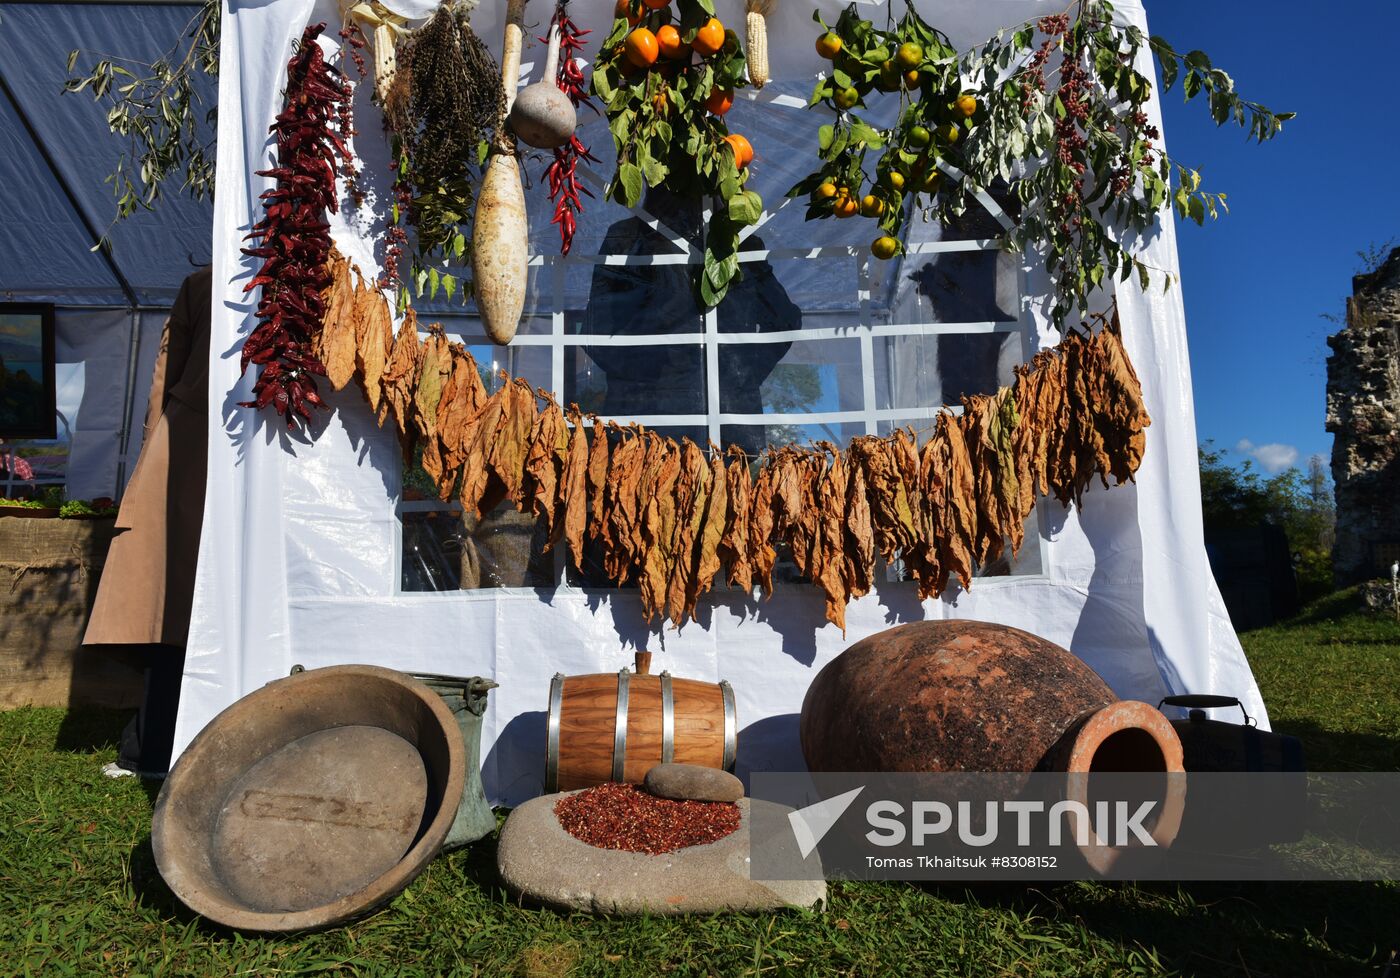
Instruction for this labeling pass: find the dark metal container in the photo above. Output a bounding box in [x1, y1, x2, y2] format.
[1160, 694, 1307, 849]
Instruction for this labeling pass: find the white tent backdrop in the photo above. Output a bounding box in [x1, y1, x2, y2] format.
[179, 0, 1266, 805]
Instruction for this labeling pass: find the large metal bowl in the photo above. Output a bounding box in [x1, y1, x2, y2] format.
[152, 665, 466, 932]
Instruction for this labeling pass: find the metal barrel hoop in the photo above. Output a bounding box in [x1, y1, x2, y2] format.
[659, 671, 675, 764]
[545, 672, 565, 793]
[719, 680, 737, 772]
[612, 667, 631, 783]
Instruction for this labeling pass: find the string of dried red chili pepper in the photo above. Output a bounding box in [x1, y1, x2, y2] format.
[542, 1, 597, 256]
[239, 24, 350, 428]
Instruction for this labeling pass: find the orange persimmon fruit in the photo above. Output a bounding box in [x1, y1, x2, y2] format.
[724, 132, 754, 168]
[692, 18, 725, 57]
[625, 27, 660, 68]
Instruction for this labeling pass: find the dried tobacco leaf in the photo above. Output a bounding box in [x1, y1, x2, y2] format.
[356, 272, 394, 416]
[844, 454, 875, 599]
[694, 451, 728, 607]
[638, 434, 682, 623]
[560, 407, 589, 566]
[719, 448, 753, 593]
[1091, 321, 1151, 485]
[939, 412, 977, 590]
[602, 426, 646, 583]
[812, 444, 852, 632]
[523, 391, 569, 537]
[665, 441, 709, 627]
[988, 386, 1025, 555]
[488, 378, 537, 508]
[380, 309, 423, 461]
[587, 415, 610, 530]
[960, 395, 1004, 568]
[414, 327, 452, 484]
[318, 250, 359, 391]
[459, 379, 507, 520]
[438, 343, 487, 482]
[748, 459, 777, 596]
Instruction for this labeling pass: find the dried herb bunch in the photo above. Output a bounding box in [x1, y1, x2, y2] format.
[382, 2, 503, 302]
[239, 23, 350, 428]
[317, 251, 1151, 631]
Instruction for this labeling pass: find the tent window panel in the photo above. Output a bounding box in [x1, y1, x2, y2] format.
[718, 337, 862, 412]
[885, 250, 1018, 326]
[762, 256, 861, 313]
[721, 421, 865, 453]
[873, 331, 1022, 412]
[565, 343, 707, 423]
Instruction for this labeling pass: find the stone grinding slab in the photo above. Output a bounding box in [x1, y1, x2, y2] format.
[497, 791, 826, 915]
[212, 725, 428, 914]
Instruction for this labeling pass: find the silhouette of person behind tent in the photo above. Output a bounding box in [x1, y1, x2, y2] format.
[576, 185, 799, 458]
[566, 186, 800, 586]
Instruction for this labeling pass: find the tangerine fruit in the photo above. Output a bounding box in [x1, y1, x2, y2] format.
[871, 236, 899, 259]
[956, 93, 978, 117]
[895, 41, 922, 68]
[859, 194, 884, 218]
[814, 181, 838, 200]
[816, 32, 842, 59]
[834, 86, 859, 109]
[833, 196, 859, 218]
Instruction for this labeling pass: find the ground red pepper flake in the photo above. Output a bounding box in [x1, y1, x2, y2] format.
[554, 782, 740, 855]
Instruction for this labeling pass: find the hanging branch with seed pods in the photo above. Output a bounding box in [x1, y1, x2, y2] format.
[542, 0, 598, 255]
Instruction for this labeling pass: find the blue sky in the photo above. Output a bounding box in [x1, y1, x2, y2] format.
[1145, 0, 1399, 474]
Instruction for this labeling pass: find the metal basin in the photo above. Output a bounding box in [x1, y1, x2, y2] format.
[152, 664, 466, 932]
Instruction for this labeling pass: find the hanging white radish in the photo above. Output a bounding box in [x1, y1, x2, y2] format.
[472, 0, 529, 346]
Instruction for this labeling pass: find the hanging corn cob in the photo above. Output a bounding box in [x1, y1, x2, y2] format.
[745, 0, 773, 89]
[342, 1, 409, 103]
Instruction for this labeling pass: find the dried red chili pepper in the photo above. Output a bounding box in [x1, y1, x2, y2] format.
[239, 23, 351, 429]
[554, 782, 741, 855]
[541, 1, 597, 256]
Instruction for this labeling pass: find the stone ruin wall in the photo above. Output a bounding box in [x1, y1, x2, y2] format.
[1326, 247, 1400, 586]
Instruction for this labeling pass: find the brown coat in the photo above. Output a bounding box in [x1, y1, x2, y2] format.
[85, 268, 211, 647]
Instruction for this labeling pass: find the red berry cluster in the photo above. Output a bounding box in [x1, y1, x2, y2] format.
[336, 22, 368, 206]
[239, 24, 349, 428]
[382, 157, 413, 288]
[542, 1, 597, 255]
[1110, 111, 1160, 195]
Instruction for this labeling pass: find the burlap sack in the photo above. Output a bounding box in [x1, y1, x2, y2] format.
[0, 515, 143, 709]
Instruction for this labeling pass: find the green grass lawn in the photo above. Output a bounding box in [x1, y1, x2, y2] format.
[2, 592, 1397, 977]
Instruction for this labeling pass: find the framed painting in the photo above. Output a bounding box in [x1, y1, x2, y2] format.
[0, 303, 57, 439]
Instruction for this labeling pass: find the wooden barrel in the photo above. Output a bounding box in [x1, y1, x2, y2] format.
[545, 652, 736, 792]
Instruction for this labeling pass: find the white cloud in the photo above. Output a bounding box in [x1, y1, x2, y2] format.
[1234, 439, 1299, 473]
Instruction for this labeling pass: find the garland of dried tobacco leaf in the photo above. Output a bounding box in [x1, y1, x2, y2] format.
[315, 252, 1149, 631]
